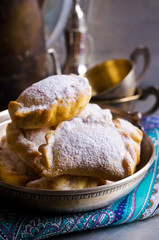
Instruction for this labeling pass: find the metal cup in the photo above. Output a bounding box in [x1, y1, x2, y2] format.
[85, 46, 150, 100]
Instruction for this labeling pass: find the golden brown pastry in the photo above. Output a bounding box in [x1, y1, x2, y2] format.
[114, 118, 142, 143]
[33, 114, 143, 181]
[113, 118, 143, 165]
[8, 74, 92, 129]
[77, 103, 113, 123]
[6, 122, 52, 167]
[6, 103, 112, 168]
[26, 175, 106, 190]
[0, 139, 38, 186]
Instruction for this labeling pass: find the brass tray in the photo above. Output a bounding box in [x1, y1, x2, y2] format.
[0, 109, 155, 213]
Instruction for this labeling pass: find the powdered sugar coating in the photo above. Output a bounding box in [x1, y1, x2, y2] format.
[26, 175, 105, 190]
[24, 127, 52, 149]
[37, 116, 138, 180]
[77, 103, 113, 124]
[0, 139, 37, 179]
[54, 120, 127, 174]
[17, 74, 91, 110]
[6, 123, 53, 168]
[113, 118, 143, 165]
[114, 118, 143, 143]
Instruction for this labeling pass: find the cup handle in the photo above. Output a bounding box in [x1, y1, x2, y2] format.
[47, 48, 62, 75]
[138, 86, 159, 116]
[130, 46, 151, 84]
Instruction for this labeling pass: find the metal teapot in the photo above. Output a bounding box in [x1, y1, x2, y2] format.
[0, 0, 69, 110]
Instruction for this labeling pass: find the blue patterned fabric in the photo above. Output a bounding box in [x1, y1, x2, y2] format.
[0, 117, 159, 240]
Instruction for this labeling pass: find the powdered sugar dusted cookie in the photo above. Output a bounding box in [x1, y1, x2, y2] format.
[34, 115, 143, 181]
[8, 74, 92, 129]
[6, 122, 53, 168]
[26, 175, 106, 190]
[0, 139, 37, 186]
[113, 118, 143, 165]
[77, 103, 113, 124]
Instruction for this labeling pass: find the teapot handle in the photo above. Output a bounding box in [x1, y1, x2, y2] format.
[130, 46, 151, 85]
[38, 0, 72, 48]
[45, 0, 72, 49]
[47, 48, 62, 75]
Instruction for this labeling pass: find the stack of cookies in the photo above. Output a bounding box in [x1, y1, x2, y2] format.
[0, 74, 143, 190]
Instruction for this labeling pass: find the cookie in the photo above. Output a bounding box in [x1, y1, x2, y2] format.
[8, 74, 91, 129]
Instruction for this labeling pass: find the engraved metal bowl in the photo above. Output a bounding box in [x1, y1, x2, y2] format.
[0, 109, 155, 213]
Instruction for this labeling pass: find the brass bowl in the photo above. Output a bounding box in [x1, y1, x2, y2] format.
[0, 109, 155, 213]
